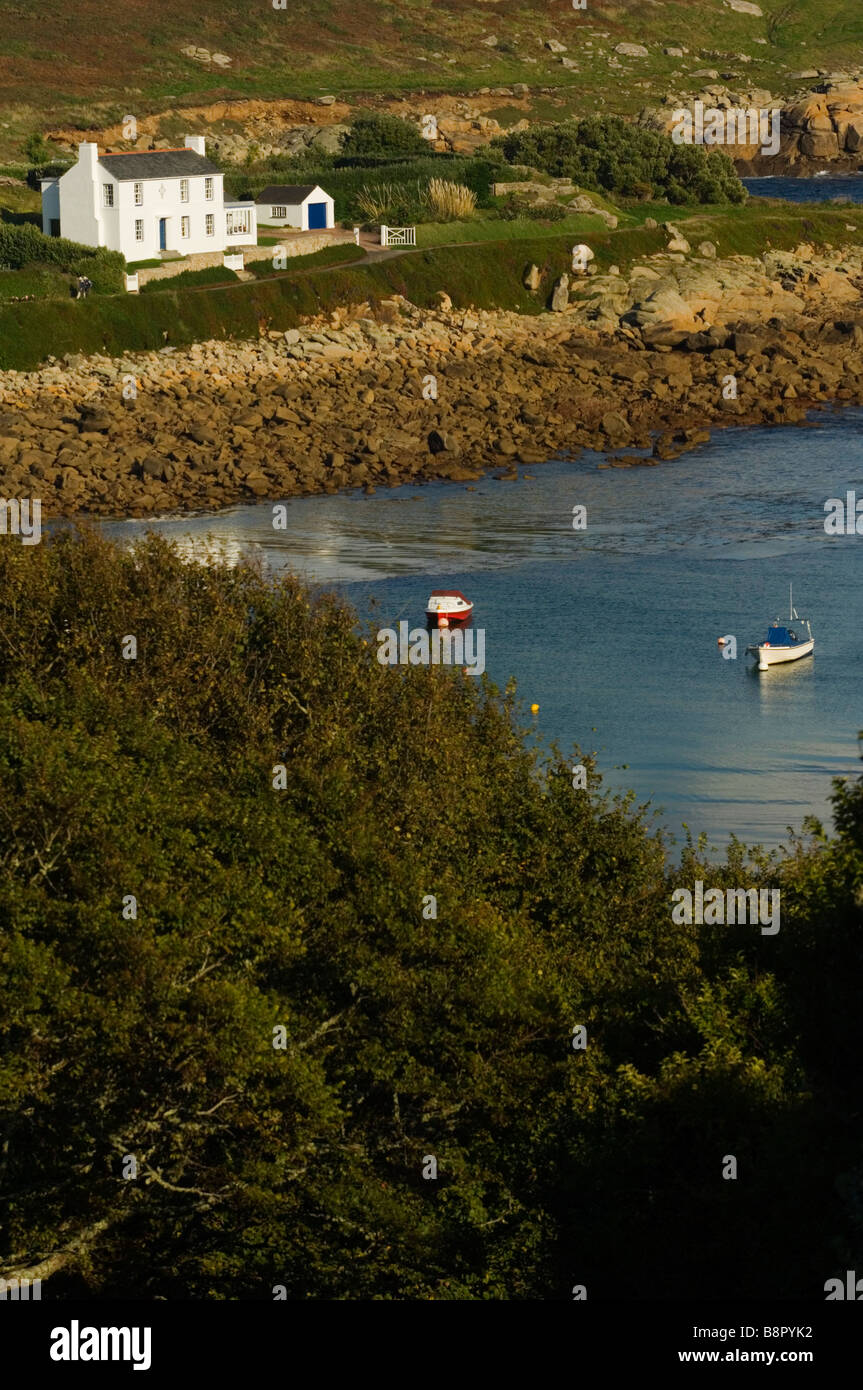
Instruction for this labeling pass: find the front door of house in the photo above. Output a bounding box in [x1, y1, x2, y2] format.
[159, 218, 167, 251]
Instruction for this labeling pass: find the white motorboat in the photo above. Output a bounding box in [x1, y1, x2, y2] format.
[426, 590, 474, 628]
[747, 585, 814, 671]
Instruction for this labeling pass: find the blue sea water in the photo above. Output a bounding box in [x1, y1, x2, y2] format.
[101, 410, 863, 858]
[744, 174, 863, 203]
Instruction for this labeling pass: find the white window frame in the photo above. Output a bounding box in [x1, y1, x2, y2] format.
[134, 182, 143, 206]
[204, 177, 214, 201]
[180, 178, 189, 203]
[135, 219, 144, 242]
[226, 209, 251, 236]
[181, 215, 190, 239]
[103, 183, 114, 207]
[205, 213, 214, 236]
[272, 205, 286, 219]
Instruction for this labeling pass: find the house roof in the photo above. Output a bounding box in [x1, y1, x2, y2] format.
[256, 185, 327, 204]
[98, 149, 221, 181]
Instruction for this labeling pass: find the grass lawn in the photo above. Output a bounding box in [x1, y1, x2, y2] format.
[140, 265, 239, 292]
[245, 243, 366, 277]
[415, 213, 627, 248]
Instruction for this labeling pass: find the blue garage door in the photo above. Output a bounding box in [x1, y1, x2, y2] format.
[307, 202, 327, 229]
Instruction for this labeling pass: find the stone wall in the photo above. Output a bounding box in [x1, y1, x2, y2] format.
[136, 231, 355, 285]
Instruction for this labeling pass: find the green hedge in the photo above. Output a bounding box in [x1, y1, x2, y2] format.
[0, 223, 125, 293]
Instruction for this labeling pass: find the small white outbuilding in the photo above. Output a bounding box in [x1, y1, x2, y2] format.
[255, 184, 335, 231]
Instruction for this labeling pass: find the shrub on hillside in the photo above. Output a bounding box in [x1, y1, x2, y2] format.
[340, 111, 427, 160]
[492, 116, 746, 205]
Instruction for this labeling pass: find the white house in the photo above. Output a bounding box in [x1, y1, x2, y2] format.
[255, 184, 335, 231]
[40, 136, 257, 262]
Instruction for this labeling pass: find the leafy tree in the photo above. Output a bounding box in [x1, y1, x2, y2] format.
[0, 529, 857, 1299]
[492, 116, 746, 206]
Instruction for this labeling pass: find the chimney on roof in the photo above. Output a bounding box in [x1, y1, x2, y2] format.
[185, 134, 206, 156]
[78, 141, 99, 173]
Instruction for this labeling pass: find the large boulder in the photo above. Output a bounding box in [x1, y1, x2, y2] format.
[550, 273, 570, 312]
[801, 129, 841, 158]
[311, 125, 349, 154]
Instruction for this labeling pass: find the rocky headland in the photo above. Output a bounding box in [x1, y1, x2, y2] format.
[2, 238, 863, 518]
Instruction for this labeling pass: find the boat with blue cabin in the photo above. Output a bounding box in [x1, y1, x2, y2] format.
[747, 585, 814, 670]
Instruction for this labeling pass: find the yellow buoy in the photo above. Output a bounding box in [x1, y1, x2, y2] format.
[530, 703, 540, 714]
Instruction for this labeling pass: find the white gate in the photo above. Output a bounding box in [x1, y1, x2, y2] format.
[223, 252, 245, 272]
[380, 225, 416, 248]
[124, 273, 139, 293]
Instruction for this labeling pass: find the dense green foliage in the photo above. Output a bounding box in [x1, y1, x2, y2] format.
[0, 529, 861, 1299]
[0, 223, 125, 292]
[493, 116, 747, 206]
[224, 156, 498, 222]
[340, 112, 428, 161]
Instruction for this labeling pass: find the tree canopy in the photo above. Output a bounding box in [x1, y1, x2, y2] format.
[0, 528, 859, 1299]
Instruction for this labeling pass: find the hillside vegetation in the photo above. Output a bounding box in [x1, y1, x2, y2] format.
[1, 0, 863, 162]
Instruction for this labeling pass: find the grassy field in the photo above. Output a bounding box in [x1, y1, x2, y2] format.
[416, 213, 622, 248]
[0, 263, 73, 302]
[245, 243, 366, 277]
[2, 201, 863, 370]
[1, 1, 862, 163]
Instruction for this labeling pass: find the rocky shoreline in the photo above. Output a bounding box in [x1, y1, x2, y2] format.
[2, 239, 863, 519]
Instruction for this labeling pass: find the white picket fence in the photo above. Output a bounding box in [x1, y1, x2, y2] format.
[124, 273, 139, 294]
[380, 225, 416, 248]
[223, 252, 245, 272]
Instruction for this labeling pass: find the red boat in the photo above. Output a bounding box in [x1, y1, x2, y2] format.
[425, 590, 474, 627]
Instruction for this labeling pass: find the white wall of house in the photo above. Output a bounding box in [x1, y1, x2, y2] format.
[257, 187, 335, 231]
[39, 179, 61, 236]
[54, 142, 102, 247]
[45, 136, 256, 261]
